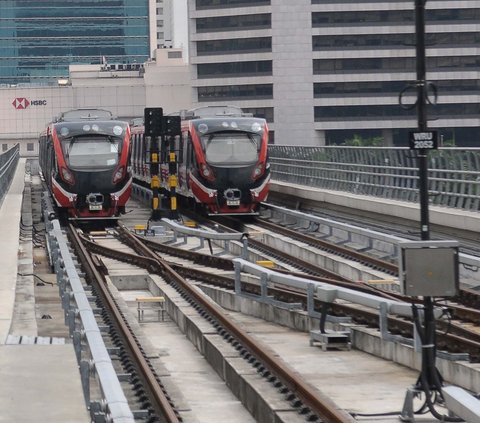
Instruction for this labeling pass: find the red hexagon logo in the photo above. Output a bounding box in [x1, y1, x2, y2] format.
[12, 98, 30, 109]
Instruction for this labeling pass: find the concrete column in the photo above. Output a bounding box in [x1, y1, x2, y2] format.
[382, 129, 394, 146]
[271, 0, 315, 146]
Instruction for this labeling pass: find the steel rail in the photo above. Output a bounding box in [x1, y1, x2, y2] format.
[256, 218, 399, 274]
[68, 224, 182, 423]
[85, 229, 480, 361]
[95, 227, 480, 350]
[115, 225, 356, 423]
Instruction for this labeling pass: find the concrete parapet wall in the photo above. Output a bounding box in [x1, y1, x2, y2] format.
[198, 283, 480, 394]
[147, 276, 315, 422]
[270, 181, 480, 233]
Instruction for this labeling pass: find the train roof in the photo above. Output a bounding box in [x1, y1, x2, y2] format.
[54, 108, 115, 123]
[180, 106, 254, 120]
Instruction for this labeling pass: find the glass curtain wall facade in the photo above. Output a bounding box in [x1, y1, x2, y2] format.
[0, 0, 150, 85]
[188, 0, 480, 146]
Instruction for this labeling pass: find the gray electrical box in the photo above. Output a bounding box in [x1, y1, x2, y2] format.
[398, 241, 459, 297]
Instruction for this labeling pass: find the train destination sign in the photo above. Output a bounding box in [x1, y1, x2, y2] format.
[409, 130, 438, 150]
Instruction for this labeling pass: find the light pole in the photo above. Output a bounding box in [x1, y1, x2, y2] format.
[400, 2, 461, 422]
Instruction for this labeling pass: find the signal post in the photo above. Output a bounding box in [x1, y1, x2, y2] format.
[144, 108, 181, 221]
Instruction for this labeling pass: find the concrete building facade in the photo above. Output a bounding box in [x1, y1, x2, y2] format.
[1, 49, 191, 157]
[187, 0, 480, 146]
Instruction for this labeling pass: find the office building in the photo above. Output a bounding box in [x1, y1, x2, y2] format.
[187, 0, 480, 146]
[1, 48, 191, 157]
[0, 0, 153, 85]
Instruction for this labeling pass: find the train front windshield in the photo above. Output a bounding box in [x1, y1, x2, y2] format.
[202, 132, 259, 166]
[62, 136, 122, 170]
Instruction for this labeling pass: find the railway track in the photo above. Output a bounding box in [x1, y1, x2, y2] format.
[78, 224, 356, 423]
[35, 184, 480, 421]
[83, 221, 480, 364]
[171, 211, 480, 362]
[68, 223, 183, 422]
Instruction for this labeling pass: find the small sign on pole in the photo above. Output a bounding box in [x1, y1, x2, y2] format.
[409, 130, 438, 150]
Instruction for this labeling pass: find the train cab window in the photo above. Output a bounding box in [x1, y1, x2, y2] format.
[202, 133, 259, 166]
[62, 136, 121, 169]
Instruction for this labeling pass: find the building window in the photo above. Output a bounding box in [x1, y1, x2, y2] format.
[198, 84, 273, 101]
[27, 143, 34, 151]
[197, 60, 272, 78]
[196, 0, 270, 9]
[312, 10, 414, 26]
[242, 107, 274, 122]
[312, 32, 480, 50]
[314, 103, 480, 121]
[313, 56, 480, 74]
[313, 80, 480, 97]
[2, 144, 8, 152]
[268, 130, 274, 144]
[168, 51, 183, 59]
[197, 37, 271, 56]
[196, 13, 271, 32]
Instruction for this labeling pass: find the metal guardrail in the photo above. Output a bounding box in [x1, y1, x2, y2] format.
[268, 146, 480, 212]
[261, 203, 480, 287]
[442, 386, 480, 422]
[232, 258, 444, 349]
[43, 196, 134, 423]
[0, 144, 20, 206]
[161, 218, 249, 257]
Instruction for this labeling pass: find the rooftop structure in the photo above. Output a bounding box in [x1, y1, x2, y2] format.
[187, 0, 480, 146]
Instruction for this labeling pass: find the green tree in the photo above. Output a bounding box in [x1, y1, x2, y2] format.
[343, 134, 384, 146]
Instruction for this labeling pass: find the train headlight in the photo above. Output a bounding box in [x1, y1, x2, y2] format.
[252, 162, 264, 180]
[201, 163, 214, 181]
[112, 166, 125, 183]
[113, 125, 123, 136]
[61, 167, 75, 185]
[198, 123, 208, 134]
[251, 122, 262, 132]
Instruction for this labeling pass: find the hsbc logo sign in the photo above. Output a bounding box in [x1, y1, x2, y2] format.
[12, 98, 29, 109]
[12, 98, 47, 109]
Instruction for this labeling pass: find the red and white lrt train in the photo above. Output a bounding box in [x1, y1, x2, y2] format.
[39, 109, 132, 219]
[131, 106, 270, 215]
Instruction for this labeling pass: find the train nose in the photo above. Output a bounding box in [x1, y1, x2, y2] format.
[224, 188, 241, 206]
[86, 193, 104, 210]
[87, 193, 104, 204]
